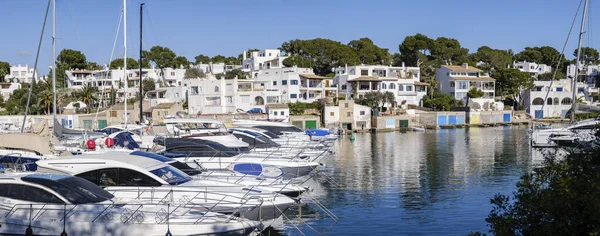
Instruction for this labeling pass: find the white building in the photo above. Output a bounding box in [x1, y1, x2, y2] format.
[193, 63, 240, 75]
[522, 79, 581, 118]
[144, 87, 186, 107]
[513, 61, 552, 77]
[242, 49, 288, 74]
[333, 64, 427, 107]
[436, 64, 496, 109]
[5, 64, 38, 83]
[0, 82, 21, 101]
[185, 77, 280, 115]
[566, 63, 599, 103]
[266, 103, 290, 121]
[253, 67, 337, 104]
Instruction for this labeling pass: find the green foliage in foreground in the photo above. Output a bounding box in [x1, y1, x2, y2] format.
[483, 130, 600, 235]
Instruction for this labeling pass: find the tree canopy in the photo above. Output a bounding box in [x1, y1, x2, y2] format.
[422, 92, 464, 111]
[493, 68, 534, 107]
[0, 61, 10, 82]
[576, 47, 600, 65]
[57, 49, 87, 70]
[109, 58, 150, 70]
[280, 38, 362, 75]
[348, 37, 392, 65]
[470, 46, 513, 74]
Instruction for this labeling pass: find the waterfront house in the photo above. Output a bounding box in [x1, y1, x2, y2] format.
[266, 103, 290, 121]
[144, 102, 183, 125]
[242, 49, 288, 74]
[325, 100, 371, 130]
[513, 61, 552, 77]
[436, 64, 496, 109]
[4, 64, 38, 83]
[0, 82, 21, 101]
[333, 64, 427, 107]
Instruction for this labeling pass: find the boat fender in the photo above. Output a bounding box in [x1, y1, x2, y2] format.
[105, 137, 115, 147]
[86, 140, 96, 150]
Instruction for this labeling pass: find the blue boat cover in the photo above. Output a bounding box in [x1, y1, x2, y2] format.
[161, 152, 188, 158]
[305, 129, 330, 136]
[113, 132, 140, 150]
[130, 151, 173, 162]
[233, 163, 263, 176]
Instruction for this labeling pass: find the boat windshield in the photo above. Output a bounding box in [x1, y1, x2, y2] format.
[22, 175, 114, 204]
[254, 125, 303, 134]
[150, 166, 192, 185]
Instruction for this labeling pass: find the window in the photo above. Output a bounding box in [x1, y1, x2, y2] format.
[347, 112, 353, 117]
[0, 184, 63, 203]
[556, 87, 563, 92]
[456, 92, 467, 99]
[458, 81, 468, 89]
[561, 97, 572, 105]
[330, 112, 335, 116]
[532, 98, 544, 105]
[98, 168, 118, 186]
[274, 111, 278, 116]
[406, 85, 413, 91]
[547, 98, 553, 105]
[344, 103, 349, 108]
[150, 166, 191, 185]
[191, 86, 199, 95]
[214, 86, 219, 92]
[360, 111, 365, 115]
[273, 81, 277, 86]
[281, 111, 285, 116]
[398, 85, 404, 91]
[290, 94, 297, 98]
[381, 83, 387, 89]
[110, 111, 117, 117]
[226, 96, 233, 103]
[291, 80, 298, 85]
[282, 80, 288, 85]
[255, 96, 265, 105]
[361, 69, 368, 76]
[309, 93, 315, 98]
[467, 73, 478, 76]
[170, 72, 175, 76]
[118, 168, 162, 186]
[342, 85, 347, 90]
[269, 53, 271, 56]
[389, 83, 396, 90]
[450, 82, 455, 87]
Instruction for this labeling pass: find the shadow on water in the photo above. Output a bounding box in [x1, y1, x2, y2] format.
[272, 127, 533, 235]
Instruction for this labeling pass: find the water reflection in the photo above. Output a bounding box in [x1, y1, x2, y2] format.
[283, 127, 535, 235]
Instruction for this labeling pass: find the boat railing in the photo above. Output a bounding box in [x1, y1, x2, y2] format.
[1, 202, 244, 226]
[104, 187, 263, 216]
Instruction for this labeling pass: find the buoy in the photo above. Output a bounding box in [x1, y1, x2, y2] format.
[86, 140, 96, 150]
[349, 133, 355, 142]
[105, 137, 115, 147]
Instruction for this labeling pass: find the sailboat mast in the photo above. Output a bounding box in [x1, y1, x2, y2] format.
[52, 0, 57, 123]
[571, 0, 588, 123]
[139, 3, 144, 124]
[123, 0, 128, 126]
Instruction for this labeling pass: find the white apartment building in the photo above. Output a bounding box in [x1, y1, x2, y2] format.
[253, 67, 336, 104]
[193, 63, 240, 75]
[0, 82, 21, 101]
[145, 87, 186, 107]
[436, 64, 496, 109]
[333, 64, 427, 107]
[185, 77, 280, 115]
[566, 63, 599, 103]
[242, 49, 288, 74]
[5, 64, 38, 83]
[66, 66, 186, 104]
[522, 79, 583, 118]
[513, 61, 552, 77]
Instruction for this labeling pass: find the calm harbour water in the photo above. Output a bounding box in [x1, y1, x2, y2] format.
[276, 127, 539, 235]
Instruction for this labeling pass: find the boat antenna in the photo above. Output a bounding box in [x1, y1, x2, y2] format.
[571, 0, 589, 123]
[21, 0, 51, 132]
[139, 3, 144, 124]
[123, 0, 128, 128]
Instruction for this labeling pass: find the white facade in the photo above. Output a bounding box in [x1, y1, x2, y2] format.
[252, 67, 336, 103]
[513, 61, 552, 77]
[0, 82, 22, 101]
[436, 64, 495, 107]
[185, 78, 280, 115]
[242, 49, 288, 73]
[5, 64, 38, 83]
[522, 79, 583, 118]
[145, 87, 186, 107]
[333, 64, 427, 107]
[266, 105, 289, 121]
[324, 106, 340, 127]
[566, 63, 600, 103]
[193, 63, 240, 75]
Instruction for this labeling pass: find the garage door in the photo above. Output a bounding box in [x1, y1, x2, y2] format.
[305, 120, 317, 129]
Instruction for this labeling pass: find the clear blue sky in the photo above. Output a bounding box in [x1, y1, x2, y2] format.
[0, 0, 595, 75]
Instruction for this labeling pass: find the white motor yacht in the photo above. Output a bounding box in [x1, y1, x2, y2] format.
[35, 152, 297, 224]
[531, 117, 600, 147]
[0, 172, 262, 235]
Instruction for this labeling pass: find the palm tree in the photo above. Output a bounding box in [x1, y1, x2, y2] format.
[37, 89, 53, 115]
[78, 84, 98, 112]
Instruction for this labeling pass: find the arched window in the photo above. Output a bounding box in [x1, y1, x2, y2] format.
[214, 86, 219, 92]
[381, 83, 387, 89]
[561, 97, 572, 105]
[398, 85, 404, 91]
[553, 97, 559, 105]
[255, 96, 264, 105]
[532, 98, 544, 105]
[547, 98, 553, 105]
[389, 83, 396, 90]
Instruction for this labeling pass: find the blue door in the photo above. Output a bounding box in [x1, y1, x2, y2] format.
[534, 110, 543, 119]
[503, 113, 511, 122]
[437, 116, 447, 125]
[457, 115, 465, 124]
[448, 115, 457, 125]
